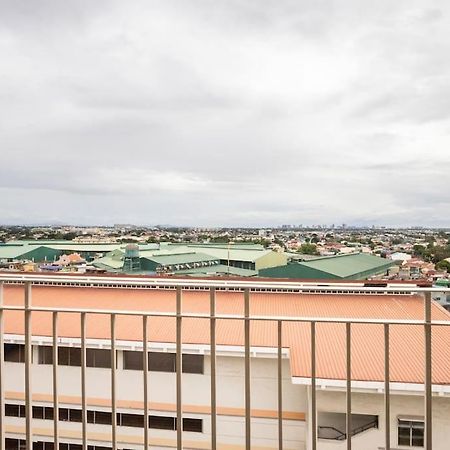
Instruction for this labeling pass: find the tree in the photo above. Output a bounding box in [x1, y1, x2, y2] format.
[432, 245, 450, 264]
[436, 260, 450, 272]
[413, 244, 429, 259]
[299, 243, 319, 255]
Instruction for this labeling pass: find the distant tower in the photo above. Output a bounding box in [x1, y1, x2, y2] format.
[123, 244, 141, 273]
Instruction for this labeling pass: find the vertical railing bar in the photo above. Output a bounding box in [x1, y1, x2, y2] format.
[111, 313, 117, 450]
[210, 288, 217, 450]
[52, 312, 59, 450]
[346, 322, 352, 450]
[176, 287, 182, 450]
[384, 323, 390, 450]
[81, 312, 87, 450]
[277, 320, 283, 450]
[24, 282, 32, 450]
[0, 282, 4, 450]
[311, 321, 317, 450]
[143, 315, 149, 450]
[244, 288, 251, 450]
[424, 292, 432, 450]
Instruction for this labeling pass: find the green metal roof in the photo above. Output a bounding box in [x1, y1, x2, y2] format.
[43, 244, 122, 252]
[299, 253, 394, 278]
[259, 253, 394, 280]
[185, 243, 265, 250]
[176, 264, 257, 277]
[143, 252, 219, 266]
[5, 240, 160, 253]
[435, 279, 450, 287]
[92, 255, 124, 270]
[183, 245, 273, 262]
[92, 250, 219, 271]
[0, 244, 49, 260]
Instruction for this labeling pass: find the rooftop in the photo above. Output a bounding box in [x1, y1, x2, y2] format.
[2, 280, 449, 385]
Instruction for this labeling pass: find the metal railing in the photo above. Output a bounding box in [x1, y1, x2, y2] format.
[0, 274, 449, 450]
[318, 417, 379, 440]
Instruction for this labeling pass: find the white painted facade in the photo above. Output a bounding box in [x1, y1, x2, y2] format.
[3, 336, 450, 450]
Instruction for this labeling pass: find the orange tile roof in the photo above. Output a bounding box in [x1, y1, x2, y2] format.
[2, 284, 450, 385]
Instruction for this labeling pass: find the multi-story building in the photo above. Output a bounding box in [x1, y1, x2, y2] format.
[0, 274, 449, 450]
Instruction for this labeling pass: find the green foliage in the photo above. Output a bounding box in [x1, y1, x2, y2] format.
[436, 260, 450, 272]
[432, 246, 450, 264]
[209, 236, 230, 243]
[414, 244, 450, 263]
[299, 243, 319, 255]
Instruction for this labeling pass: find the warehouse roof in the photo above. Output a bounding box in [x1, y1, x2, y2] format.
[92, 249, 219, 271]
[299, 252, 393, 278]
[91, 255, 124, 271]
[184, 245, 274, 262]
[143, 252, 219, 266]
[0, 244, 48, 260]
[260, 252, 393, 279]
[185, 243, 266, 250]
[176, 264, 258, 277]
[2, 283, 449, 385]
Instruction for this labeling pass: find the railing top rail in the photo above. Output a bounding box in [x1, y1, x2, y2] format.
[1, 304, 449, 326]
[0, 273, 449, 293]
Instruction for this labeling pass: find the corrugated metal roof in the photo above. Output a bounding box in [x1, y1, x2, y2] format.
[0, 244, 46, 259]
[3, 285, 450, 385]
[183, 246, 273, 262]
[92, 255, 124, 270]
[144, 252, 219, 266]
[176, 264, 258, 277]
[299, 253, 394, 277]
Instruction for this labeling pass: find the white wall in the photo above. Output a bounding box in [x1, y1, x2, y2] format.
[4, 348, 307, 450]
[310, 390, 450, 450]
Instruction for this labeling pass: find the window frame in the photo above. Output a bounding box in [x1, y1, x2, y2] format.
[4, 344, 26, 363]
[398, 419, 424, 447]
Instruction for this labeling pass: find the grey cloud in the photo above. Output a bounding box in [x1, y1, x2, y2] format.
[1, 0, 450, 226]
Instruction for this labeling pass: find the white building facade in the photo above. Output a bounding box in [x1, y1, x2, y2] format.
[3, 338, 450, 450]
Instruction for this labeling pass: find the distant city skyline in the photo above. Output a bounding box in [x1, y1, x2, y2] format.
[1, 222, 449, 230]
[1, 1, 450, 227]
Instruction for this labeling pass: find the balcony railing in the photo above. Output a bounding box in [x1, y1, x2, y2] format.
[0, 273, 449, 450]
[318, 416, 379, 440]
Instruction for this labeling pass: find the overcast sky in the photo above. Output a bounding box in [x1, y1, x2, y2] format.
[1, 0, 449, 227]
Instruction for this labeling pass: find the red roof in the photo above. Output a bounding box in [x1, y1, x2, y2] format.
[3, 284, 450, 385]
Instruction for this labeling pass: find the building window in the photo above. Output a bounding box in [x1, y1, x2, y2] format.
[182, 418, 203, 433]
[87, 410, 112, 425]
[33, 444, 110, 450]
[149, 415, 176, 430]
[147, 415, 202, 432]
[398, 419, 424, 447]
[123, 350, 144, 370]
[5, 402, 202, 434]
[4, 344, 25, 363]
[59, 445, 82, 450]
[59, 408, 82, 422]
[57, 347, 81, 367]
[38, 346, 110, 368]
[148, 352, 175, 372]
[118, 412, 144, 428]
[33, 442, 55, 450]
[5, 439, 26, 450]
[38, 346, 53, 365]
[32, 406, 54, 420]
[182, 354, 204, 374]
[86, 349, 111, 368]
[124, 351, 203, 374]
[5, 404, 26, 418]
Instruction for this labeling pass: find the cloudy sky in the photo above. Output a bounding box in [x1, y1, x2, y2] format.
[1, 0, 449, 227]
